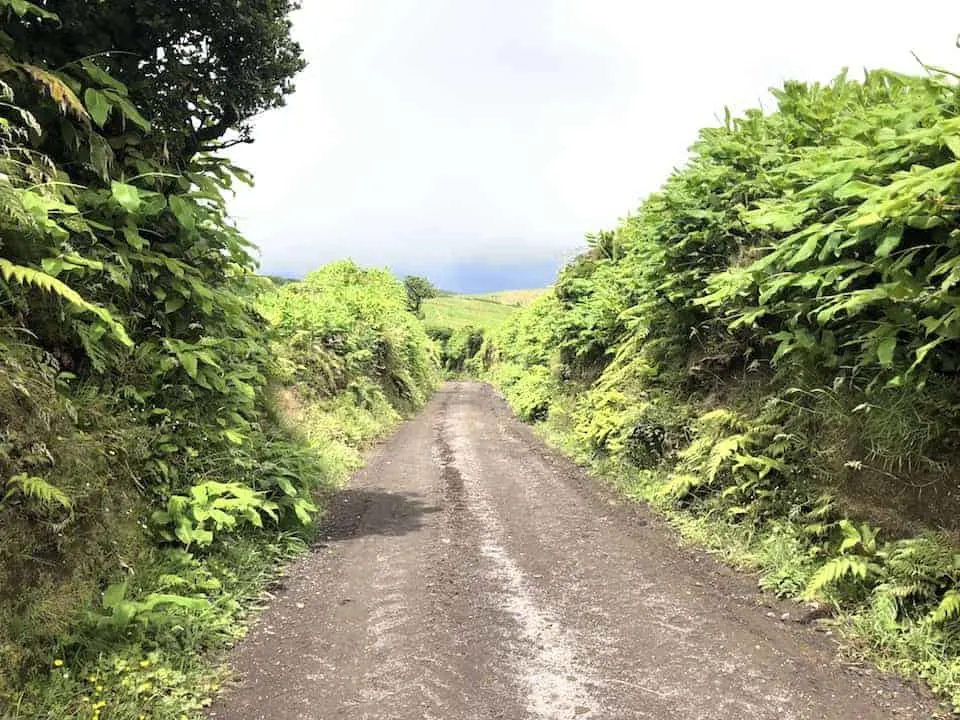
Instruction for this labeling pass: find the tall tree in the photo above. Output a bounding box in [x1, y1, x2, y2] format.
[5, 0, 306, 163]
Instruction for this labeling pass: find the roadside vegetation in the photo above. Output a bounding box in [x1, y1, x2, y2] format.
[7, 0, 959, 712]
[261, 263, 438, 488]
[483, 66, 960, 711]
[0, 3, 436, 718]
[422, 292, 535, 375]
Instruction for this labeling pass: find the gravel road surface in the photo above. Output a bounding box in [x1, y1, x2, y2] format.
[208, 382, 938, 720]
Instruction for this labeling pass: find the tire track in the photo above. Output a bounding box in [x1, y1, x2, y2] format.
[208, 383, 939, 720]
[438, 406, 602, 720]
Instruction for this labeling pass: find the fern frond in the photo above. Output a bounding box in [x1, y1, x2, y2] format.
[659, 472, 703, 500]
[696, 408, 746, 435]
[75, 321, 113, 372]
[0, 258, 132, 347]
[927, 590, 960, 625]
[7, 59, 87, 121]
[4, 473, 72, 509]
[707, 434, 744, 481]
[838, 519, 863, 553]
[803, 555, 873, 599]
[809, 493, 837, 519]
[882, 582, 926, 600]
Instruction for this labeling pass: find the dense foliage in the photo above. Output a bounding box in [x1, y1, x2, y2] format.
[486, 66, 960, 707]
[421, 294, 521, 375]
[11, 0, 305, 159]
[0, 2, 436, 717]
[261, 263, 438, 473]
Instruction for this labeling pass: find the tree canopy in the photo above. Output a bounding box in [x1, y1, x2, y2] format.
[7, 0, 306, 162]
[404, 275, 439, 314]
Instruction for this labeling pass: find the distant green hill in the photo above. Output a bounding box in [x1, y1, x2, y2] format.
[471, 289, 546, 307]
[422, 290, 547, 373]
[422, 296, 515, 332]
[422, 289, 547, 331]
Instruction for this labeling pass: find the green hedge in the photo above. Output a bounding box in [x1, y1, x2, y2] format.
[485, 66, 960, 709]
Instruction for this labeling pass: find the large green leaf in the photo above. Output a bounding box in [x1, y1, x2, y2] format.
[874, 224, 903, 258]
[788, 233, 820, 267]
[3, 0, 59, 21]
[84, 87, 110, 126]
[104, 89, 151, 131]
[111, 181, 142, 213]
[877, 336, 896, 367]
[169, 194, 196, 230]
[80, 59, 126, 94]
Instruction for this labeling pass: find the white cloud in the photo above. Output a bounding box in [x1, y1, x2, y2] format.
[228, 0, 960, 281]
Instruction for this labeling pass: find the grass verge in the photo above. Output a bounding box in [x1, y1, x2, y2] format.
[4, 386, 414, 720]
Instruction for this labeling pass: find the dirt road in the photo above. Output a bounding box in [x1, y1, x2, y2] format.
[208, 382, 937, 720]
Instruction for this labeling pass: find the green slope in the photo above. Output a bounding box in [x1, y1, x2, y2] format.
[470, 289, 547, 307]
[421, 290, 546, 374]
[422, 295, 520, 332]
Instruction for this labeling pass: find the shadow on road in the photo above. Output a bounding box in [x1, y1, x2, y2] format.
[316, 487, 440, 542]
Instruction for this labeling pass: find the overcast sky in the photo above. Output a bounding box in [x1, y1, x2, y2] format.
[228, 0, 960, 291]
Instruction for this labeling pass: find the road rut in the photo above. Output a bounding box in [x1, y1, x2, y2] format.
[208, 382, 938, 720]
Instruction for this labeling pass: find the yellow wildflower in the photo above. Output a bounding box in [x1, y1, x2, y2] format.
[53, 659, 64, 667]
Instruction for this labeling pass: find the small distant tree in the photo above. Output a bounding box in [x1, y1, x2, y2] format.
[404, 275, 438, 314]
